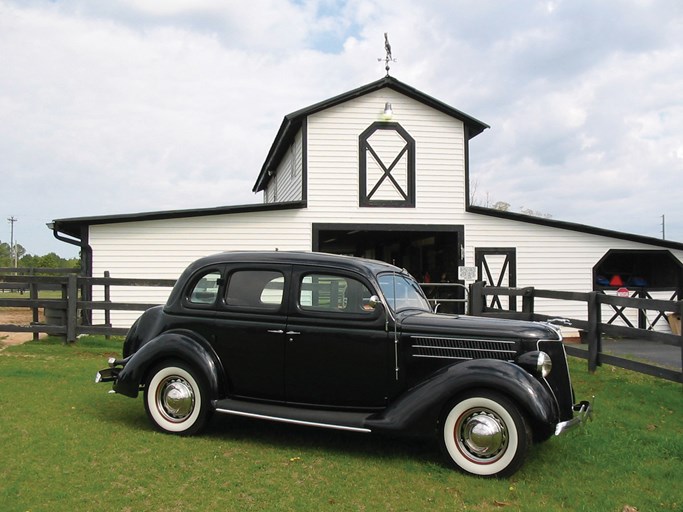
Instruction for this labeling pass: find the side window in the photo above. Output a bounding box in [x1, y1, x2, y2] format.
[225, 270, 284, 309]
[299, 274, 374, 314]
[188, 270, 222, 305]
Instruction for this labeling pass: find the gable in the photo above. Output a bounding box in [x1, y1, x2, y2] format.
[252, 75, 489, 194]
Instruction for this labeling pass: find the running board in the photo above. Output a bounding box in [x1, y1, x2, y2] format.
[212, 398, 373, 433]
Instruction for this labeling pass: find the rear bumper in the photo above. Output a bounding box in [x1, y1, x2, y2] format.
[95, 367, 120, 384]
[554, 399, 593, 436]
[94, 357, 126, 384]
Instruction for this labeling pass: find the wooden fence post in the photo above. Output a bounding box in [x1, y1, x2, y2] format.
[522, 287, 535, 320]
[587, 291, 602, 373]
[66, 274, 78, 343]
[104, 271, 111, 340]
[678, 300, 683, 379]
[30, 270, 39, 341]
[469, 281, 485, 315]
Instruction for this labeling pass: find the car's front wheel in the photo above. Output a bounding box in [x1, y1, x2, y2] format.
[439, 390, 531, 477]
[144, 361, 210, 435]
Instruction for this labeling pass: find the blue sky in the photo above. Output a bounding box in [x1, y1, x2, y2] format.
[1, 0, 682, 257]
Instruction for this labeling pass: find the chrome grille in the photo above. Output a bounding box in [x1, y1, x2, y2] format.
[411, 336, 517, 361]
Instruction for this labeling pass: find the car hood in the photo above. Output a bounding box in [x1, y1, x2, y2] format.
[397, 311, 561, 341]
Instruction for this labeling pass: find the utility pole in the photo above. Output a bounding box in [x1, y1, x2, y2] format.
[661, 214, 666, 240]
[7, 216, 17, 267]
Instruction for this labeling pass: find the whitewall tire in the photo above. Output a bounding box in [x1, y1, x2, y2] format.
[440, 391, 530, 477]
[144, 361, 209, 436]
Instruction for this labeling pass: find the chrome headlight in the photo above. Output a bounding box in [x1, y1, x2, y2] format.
[517, 351, 553, 378]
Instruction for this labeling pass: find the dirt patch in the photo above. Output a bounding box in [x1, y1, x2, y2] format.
[0, 307, 46, 347]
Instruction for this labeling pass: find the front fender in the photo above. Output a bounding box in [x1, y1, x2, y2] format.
[114, 330, 224, 399]
[365, 359, 558, 436]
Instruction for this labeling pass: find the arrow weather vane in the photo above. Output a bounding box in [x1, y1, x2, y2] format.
[378, 32, 397, 76]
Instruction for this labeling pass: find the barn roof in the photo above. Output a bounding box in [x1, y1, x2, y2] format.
[251, 75, 490, 193]
[50, 201, 305, 241]
[467, 205, 683, 251]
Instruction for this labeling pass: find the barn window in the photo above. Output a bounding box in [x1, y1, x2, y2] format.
[359, 122, 415, 207]
[593, 250, 683, 292]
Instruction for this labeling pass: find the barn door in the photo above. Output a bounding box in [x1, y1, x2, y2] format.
[475, 248, 517, 311]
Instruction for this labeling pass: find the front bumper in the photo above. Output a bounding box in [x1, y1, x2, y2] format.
[554, 399, 593, 436]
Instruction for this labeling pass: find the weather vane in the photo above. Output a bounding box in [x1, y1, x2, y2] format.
[378, 32, 396, 76]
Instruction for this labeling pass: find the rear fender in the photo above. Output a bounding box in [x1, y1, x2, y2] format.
[114, 330, 224, 399]
[365, 359, 557, 436]
[122, 305, 166, 358]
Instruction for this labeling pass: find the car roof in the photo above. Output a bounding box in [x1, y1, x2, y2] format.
[180, 251, 404, 280]
[165, 251, 404, 310]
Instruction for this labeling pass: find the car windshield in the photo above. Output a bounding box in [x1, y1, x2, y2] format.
[378, 272, 432, 313]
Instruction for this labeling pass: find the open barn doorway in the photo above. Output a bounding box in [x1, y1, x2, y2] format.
[313, 223, 465, 312]
[593, 250, 682, 297]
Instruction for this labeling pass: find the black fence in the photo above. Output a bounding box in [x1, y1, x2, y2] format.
[0, 272, 175, 341]
[2, 270, 681, 384]
[469, 281, 683, 384]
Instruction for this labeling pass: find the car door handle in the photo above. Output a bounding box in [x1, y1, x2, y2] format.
[267, 329, 284, 334]
[286, 331, 300, 335]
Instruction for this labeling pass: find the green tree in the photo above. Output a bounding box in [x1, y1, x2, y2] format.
[0, 242, 10, 266]
[18, 252, 80, 271]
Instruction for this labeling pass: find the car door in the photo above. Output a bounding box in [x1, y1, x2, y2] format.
[212, 264, 291, 401]
[284, 267, 390, 408]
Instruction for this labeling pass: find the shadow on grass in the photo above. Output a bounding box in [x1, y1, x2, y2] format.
[91, 395, 443, 469]
[208, 412, 441, 465]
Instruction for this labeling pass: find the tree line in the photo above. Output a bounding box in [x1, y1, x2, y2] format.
[0, 241, 79, 269]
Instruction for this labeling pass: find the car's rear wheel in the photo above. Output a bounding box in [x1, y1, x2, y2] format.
[144, 360, 209, 435]
[439, 390, 531, 477]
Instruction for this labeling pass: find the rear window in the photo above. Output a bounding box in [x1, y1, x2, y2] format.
[225, 270, 284, 309]
[188, 270, 222, 305]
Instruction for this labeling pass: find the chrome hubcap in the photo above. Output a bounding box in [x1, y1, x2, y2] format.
[157, 377, 195, 422]
[458, 410, 508, 461]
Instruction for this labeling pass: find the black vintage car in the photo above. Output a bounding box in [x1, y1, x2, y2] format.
[96, 251, 591, 477]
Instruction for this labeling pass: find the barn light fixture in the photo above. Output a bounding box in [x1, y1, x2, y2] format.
[382, 102, 393, 120]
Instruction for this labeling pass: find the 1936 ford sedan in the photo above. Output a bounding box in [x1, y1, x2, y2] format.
[96, 251, 591, 477]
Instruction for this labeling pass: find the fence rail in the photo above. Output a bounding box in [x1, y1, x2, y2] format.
[0, 273, 176, 340]
[2, 272, 681, 383]
[469, 282, 683, 384]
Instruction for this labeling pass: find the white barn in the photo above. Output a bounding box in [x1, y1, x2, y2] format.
[51, 76, 683, 331]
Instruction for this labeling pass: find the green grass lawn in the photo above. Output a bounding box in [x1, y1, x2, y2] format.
[0, 337, 681, 512]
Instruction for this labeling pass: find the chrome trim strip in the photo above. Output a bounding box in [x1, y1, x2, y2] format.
[410, 335, 517, 345]
[214, 408, 372, 433]
[412, 354, 514, 361]
[413, 354, 471, 361]
[412, 345, 516, 355]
